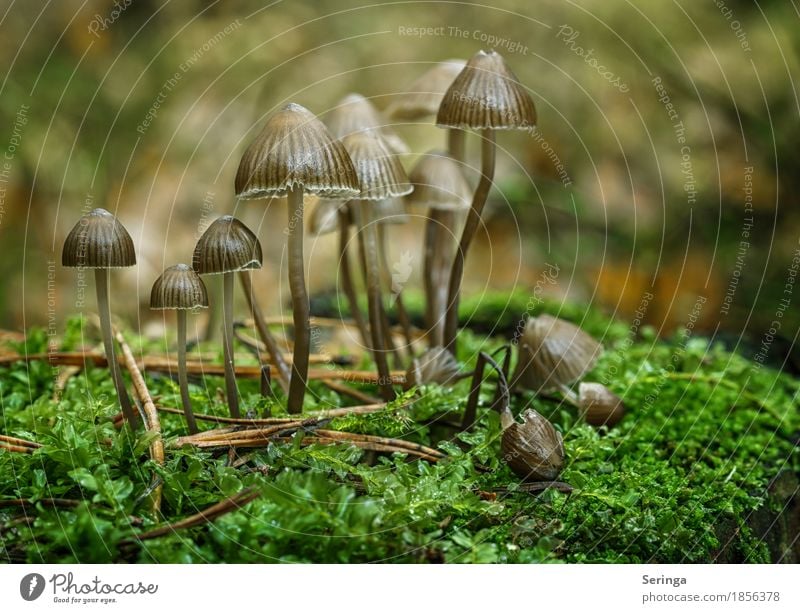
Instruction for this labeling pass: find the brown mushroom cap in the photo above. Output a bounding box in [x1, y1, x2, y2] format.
[341, 131, 413, 201]
[501, 408, 564, 481]
[62, 208, 136, 269]
[437, 50, 537, 130]
[404, 346, 461, 388]
[514, 314, 603, 393]
[578, 382, 625, 427]
[326, 93, 410, 155]
[309, 198, 346, 236]
[406, 150, 471, 211]
[235, 103, 359, 200]
[192, 215, 262, 275]
[150, 264, 209, 310]
[386, 59, 466, 121]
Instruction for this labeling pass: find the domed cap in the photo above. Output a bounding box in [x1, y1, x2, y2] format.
[387, 59, 466, 120]
[437, 50, 536, 130]
[193, 215, 262, 275]
[235, 103, 359, 200]
[326, 93, 409, 155]
[341, 131, 413, 201]
[407, 150, 471, 211]
[62, 208, 136, 269]
[578, 382, 625, 427]
[150, 264, 209, 310]
[309, 198, 345, 236]
[374, 198, 408, 226]
[404, 347, 460, 388]
[513, 314, 603, 393]
[501, 408, 564, 481]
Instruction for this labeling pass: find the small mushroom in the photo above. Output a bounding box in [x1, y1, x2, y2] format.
[511, 314, 603, 394]
[150, 264, 208, 434]
[500, 408, 564, 482]
[577, 382, 625, 427]
[62, 208, 138, 427]
[406, 150, 471, 346]
[193, 215, 262, 418]
[341, 130, 413, 401]
[327, 93, 409, 155]
[404, 346, 461, 389]
[236, 102, 359, 413]
[437, 50, 537, 354]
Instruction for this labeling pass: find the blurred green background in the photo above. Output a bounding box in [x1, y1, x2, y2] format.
[1, 0, 798, 359]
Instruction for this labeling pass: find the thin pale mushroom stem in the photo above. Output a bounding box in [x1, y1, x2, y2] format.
[239, 270, 291, 393]
[286, 185, 311, 414]
[94, 269, 138, 427]
[221, 271, 240, 418]
[447, 128, 466, 164]
[338, 207, 371, 349]
[359, 200, 396, 401]
[377, 223, 414, 353]
[443, 130, 496, 354]
[176, 310, 198, 434]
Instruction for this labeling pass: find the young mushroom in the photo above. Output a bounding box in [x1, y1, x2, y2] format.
[406, 150, 471, 347]
[500, 407, 565, 482]
[327, 93, 409, 155]
[193, 215, 262, 418]
[341, 130, 413, 401]
[62, 208, 138, 427]
[437, 50, 537, 354]
[150, 264, 208, 434]
[235, 103, 359, 413]
[577, 382, 625, 427]
[404, 346, 461, 389]
[510, 314, 603, 397]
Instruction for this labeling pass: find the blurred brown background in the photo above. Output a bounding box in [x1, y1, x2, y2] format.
[1, 0, 798, 353]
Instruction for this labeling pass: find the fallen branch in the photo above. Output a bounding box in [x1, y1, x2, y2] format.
[120, 487, 260, 545]
[114, 329, 164, 514]
[0, 434, 41, 449]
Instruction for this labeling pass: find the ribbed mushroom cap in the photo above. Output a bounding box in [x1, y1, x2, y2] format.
[437, 50, 536, 130]
[192, 215, 262, 275]
[404, 346, 460, 389]
[386, 59, 466, 120]
[341, 131, 413, 201]
[235, 103, 359, 200]
[578, 382, 625, 427]
[309, 198, 346, 236]
[374, 198, 408, 225]
[326, 93, 410, 155]
[406, 150, 471, 211]
[62, 208, 136, 269]
[513, 314, 603, 393]
[501, 408, 564, 481]
[150, 264, 209, 310]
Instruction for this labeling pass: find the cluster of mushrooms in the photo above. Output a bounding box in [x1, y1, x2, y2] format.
[61, 50, 624, 482]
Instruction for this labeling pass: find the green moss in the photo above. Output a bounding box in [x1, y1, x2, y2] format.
[0, 307, 797, 563]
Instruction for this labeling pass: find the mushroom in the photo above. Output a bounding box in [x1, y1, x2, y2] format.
[236, 103, 359, 413]
[404, 346, 461, 389]
[193, 215, 262, 418]
[341, 130, 413, 400]
[406, 150, 471, 346]
[437, 50, 537, 353]
[62, 208, 138, 427]
[576, 382, 625, 427]
[510, 314, 603, 397]
[308, 198, 371, 350]
[150, 264, 208, 433]
[500, 408, 565, 482]
[327, 93, 409, 155]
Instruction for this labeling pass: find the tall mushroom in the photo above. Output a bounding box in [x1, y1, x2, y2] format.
[327, 93, 409, 155]
[193, 215, 262, 418]
[235, 103, 359, 413]
[341, 130, 413, 401]
[406, 150, 471, 346]
[62, 208, 138, 427]
[437, 50, 537, 354]
[150, 264, 208, 434]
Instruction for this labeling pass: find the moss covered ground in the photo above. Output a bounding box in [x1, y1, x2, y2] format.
[1, 295, 798, 563]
